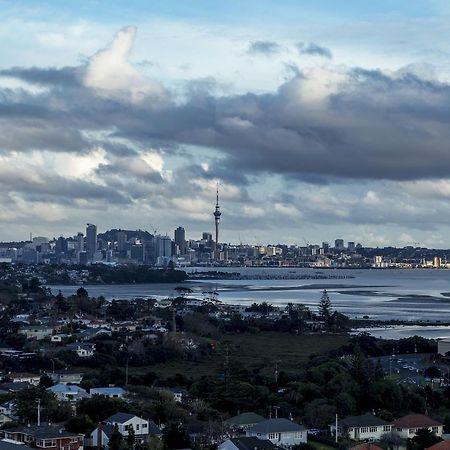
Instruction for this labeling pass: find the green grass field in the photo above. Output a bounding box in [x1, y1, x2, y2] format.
[144, 332, 350, 379]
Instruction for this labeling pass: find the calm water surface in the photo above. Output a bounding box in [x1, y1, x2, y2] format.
[49, 268, 450, 338]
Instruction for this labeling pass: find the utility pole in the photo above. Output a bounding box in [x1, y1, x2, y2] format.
[125, 358, 129, 386]
[335, 413, 338, 443]
[37, 399, 41, 427]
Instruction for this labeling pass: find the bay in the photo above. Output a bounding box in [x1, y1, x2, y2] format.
[48, 267, 450, 338]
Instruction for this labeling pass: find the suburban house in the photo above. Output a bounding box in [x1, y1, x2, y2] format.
[329, 413, 391, 442]
[226, 412, 266, 431]
[19, 326, 53, 340]
[219, 436, 280, 450]
[90, 413, 160, 447]
[50, 371, 84, 385]
[3, 373, 40, 385]
[47, 383, 90, 401]
[4, 424, 84, 450]
[392, 414, 444, 439]
[90, 387, 128, 398]
[246, 418, 307, 447]
[65, 343, 95, 358]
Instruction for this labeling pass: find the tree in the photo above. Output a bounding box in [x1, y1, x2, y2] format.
[65, 414, 96, 435]
[318, 289, 332, 324]
[162, 422, 191, 449]
[127, 426, 135, 450]
[409, 427, 442, 450]
[109, 424, 124, 450]
[76, 287, 88, 299]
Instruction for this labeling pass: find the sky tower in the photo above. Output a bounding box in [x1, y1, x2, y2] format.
[213, 183, 221, 260]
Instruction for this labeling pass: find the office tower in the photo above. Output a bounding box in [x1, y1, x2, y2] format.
[213, 184, 221, 260]
[75, 232, 84, 252]
[174, 226, 186, 255]
[157, 235, 173, 258]
[117, 230, 127, 251]
[55, 236, 68, 255]
[202, 232, 213, 242]
[334, 239, 344, 250]
[86, 223, 97, 260]
[322, 242, 330, 253]
[347, 241, 356, 252]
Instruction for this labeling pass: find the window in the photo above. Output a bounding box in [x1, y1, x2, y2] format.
[383, 426, 391, 432]
[370, 427, 377, 433]
[360, 427, 369, 433]
[136, 424, 140, 430]
[142, 423, 147, 428]
[432, 427, 439, 434]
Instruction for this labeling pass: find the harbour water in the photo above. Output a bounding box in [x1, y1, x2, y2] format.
[48, 267, 450, 339]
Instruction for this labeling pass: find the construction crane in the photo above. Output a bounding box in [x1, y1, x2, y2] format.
[149, 223, 158, 236]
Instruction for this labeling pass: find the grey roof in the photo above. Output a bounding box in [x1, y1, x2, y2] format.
[7, 424, 82, 439]
[229, 437, 280, 450]
[0, 441, 35, 450]
[248, 418, 305, 434]
[337, 413, 389, 428]
[149, 421, 162, 436]
[105, 412, 137, 424]
[226, 412, 266, 427]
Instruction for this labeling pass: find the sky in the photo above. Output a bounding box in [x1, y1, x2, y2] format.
[2, 1, 450, 246]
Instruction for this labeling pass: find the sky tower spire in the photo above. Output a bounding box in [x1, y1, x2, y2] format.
[213, 182, 221, 261]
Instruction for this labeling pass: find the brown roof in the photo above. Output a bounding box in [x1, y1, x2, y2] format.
[393, 414, 443, 429]
[350, 444, 383, 450]
[426, 441, 450, 450]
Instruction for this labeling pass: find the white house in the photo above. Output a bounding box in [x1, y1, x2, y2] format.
[90, 413, 160, 448]
[47, 383, 90, 401]
[90, 387, 128, 399]
[65, 343, 95, 357]
[329, 413, 391, 442]
[247, 418, 307, 448]
[5, 373, 40, 386]
[392, 414, 444, 439]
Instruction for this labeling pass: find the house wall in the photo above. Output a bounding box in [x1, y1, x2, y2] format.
[330, 424, 391, 441]
[247, 430, 307, 446]
[394, 425, 443, 440]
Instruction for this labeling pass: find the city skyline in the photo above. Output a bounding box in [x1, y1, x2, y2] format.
[3, 1, 450, 246]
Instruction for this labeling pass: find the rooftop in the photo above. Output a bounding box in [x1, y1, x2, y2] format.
[393, 414, 443, 429]
[248, 418, 305, 434]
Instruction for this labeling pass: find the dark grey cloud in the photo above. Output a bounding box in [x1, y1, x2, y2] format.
[247, 40, 282, 56]
[0, 66, 81, 87]
[3, 52, 450, 186]
[297, 42, 332, 59]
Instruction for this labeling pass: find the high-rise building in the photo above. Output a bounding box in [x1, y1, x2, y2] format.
[174, 226, 186, 255]
[213, 183, 221, 261]
[75, 232, 84, 252]
[117, 231, 127, 252]
[157, 235, 173, 258]
[55, 236, 68, 255]
[86, 223, 97, 260]
[347, 241, 356, 252]
[202, 232, 213, 242]
[334, 239, 345, 250]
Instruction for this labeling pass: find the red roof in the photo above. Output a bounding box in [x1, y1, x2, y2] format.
[350, 444, 383, 450]
[393, 414, 443, 429]
[426, 441, 450, 450]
